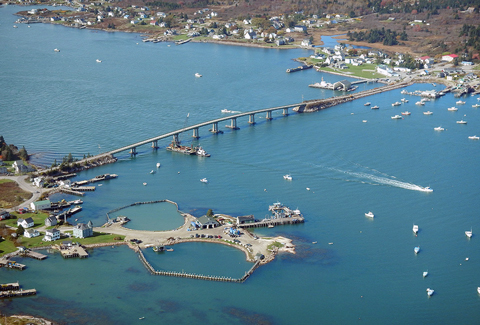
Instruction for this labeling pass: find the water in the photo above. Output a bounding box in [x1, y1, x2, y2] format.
[2, 5, 480, 324]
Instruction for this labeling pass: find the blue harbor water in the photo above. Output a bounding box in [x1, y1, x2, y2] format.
[1, 5, 480, 324]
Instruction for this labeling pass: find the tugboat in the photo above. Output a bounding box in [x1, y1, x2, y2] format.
[195, 146, 211, 157]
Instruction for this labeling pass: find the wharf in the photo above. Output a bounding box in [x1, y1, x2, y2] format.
[71, 186, 95, 191]
[0, 288, 37, 299]
[59, 188, 84, 196]
[71, 174, 118, 187]
[0, 259, 26, 270]
[53, 173, 77, 181]
[239, 216, 304, 228]
[0, 282, 20, 291]
[286, 65, 312, 73]
[23, 250, 47, 260]
[59, 245, 89, 258]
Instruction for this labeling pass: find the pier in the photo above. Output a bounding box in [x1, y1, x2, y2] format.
[0, 282, 36, 299]
[58, 245, 89, 259]
[22, 250, 48, 260]
[238, 216, 304, 228]
[0, 259, 26, 270]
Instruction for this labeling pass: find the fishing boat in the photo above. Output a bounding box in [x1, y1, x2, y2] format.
[371, 105, 379, 109]
[414, 246, 420, 254]
[423, 111, 433, 115]
[283, 174, 292, 181]
[391, 115, 402, 119]
[96, 59, 102, 63]
[456, 120, 467, 124]
[426, 288, 434, 296]
[447, 106, 458, 111]
[392, 101, 401, 106]
[196, 147, 211, 157]
[456, 100, 465, 105]
[413, 224, 419, 234]
[364, 102, 371, 106]
[54, 48, 60, 52]
[465, 227, 473, 238]
[200, 178, 208, 183]
[365, 211, 374, 218]
[195, 73, 202, 78]
[152, 245, 164, 252]
[156, 162, 161, 168]
[434, 126, 444, 131]
[472, 104, 480, 108]
[423, 271, 428, 277]
[401, 111, 411, 116]
[416, 101, 425, 106]
[468, 135, 479, 140]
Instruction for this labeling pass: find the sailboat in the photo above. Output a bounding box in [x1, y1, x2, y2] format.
[423, 270, 428, 277]
[465, 227, 473, 238]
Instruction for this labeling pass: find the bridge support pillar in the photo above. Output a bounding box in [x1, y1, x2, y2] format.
[266, 111, 272, 120]
[192, 128, 199, 139]
[130, 147, 137, 156]
[226, 118, 239, 130]
[210, 122, 220, 134]
[283, 108, 289, 116]
[151, 140, 159, 149]
[248, 114, 255, 124]
[173, 134, 179, 144]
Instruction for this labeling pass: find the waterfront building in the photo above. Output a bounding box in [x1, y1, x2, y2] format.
[195, 216, 220, 229]
[17, 217, 34, 229]
[30, 199, 51, 211]
[236, 215, 256, 225]
[12, 160, 34, 174]
[45, 216, 57, 227]
[43, 228, 60, 242]
[73, 221, 93, 238]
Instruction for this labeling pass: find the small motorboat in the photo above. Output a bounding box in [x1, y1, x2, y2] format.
[465, 227, 473, 238]
[472, 104, 480, 108]
[371, 105, 379, 109]
[447, 106, 458, 111]
[221, 109, 232, 113]
[477, 287, 480, 294]
[413, 224, 419, 234]
[426, 288, 434, 296]
[365, 211, 374, 218]
[401, 111, 411, 116]
[200, 178, 208, 183]
[283, 174, 292, 181]
[150, 170, 155, 174]
[416, 101, 425, 106]
[434, 127, 444, 131]
[421, 187, 433, 192]
[306, 187, 311, 191]
[391, 115, 402, 119]
[364, 102, 371, 106]
[13, 25, 18, 28]
[54, 48, 60, 52]
[268, 224, 275, 228]
[392, 101, 401, 106]
[362, 120, 367, 123]
[139, 317, 145, 320]
[195, 73, 202, 78]
[96, 59, 102, 63]
[312, 241, 317, 244]
[456, 100, 465, 105]
[414, 246, 420, 254]
[328, 242, 334, 245]
[423, 271, 428, 278]
[423, 111, 433, 115]
[468, 135, 479, 140]
[401, 98, 409, 103]
[156, 162, 161, 168]
[98, 184, 103, 186]
[143, 182, 147, 186]
[456, 120, 467, 124]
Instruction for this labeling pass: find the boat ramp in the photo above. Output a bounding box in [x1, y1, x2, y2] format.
[0, 282, 36, 299]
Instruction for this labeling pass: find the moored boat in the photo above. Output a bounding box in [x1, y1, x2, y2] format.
[465, 227, 472, 238]
[401, 111, 411, 115]
[416, 101, 425, 106]
[414, 246, 420, 254]
[195, 73, 202, 78]
[96, 59, 102, 63]
[456, 120, 467, 124]
[468, 135, 479, 140]
[364, 102, 371, 106]
[156, 162, 161, 168]
[365, 211, 374, 218]
[413, 224, 419, 234]
[54, 48, 60, 52]
[371, 105, 379, 109]
[434, 126, 444, 131]
[200, 178, 208, 183]
[423, 111, 433, 115]
[391, 115, 402, 119]
[392, 101, 401, 106]
[456, 100, 465, 105]
[423, 271, 428, 278]
[283, 174, 292, 181]
[477, 287, 480, 294]
[426, 288, 434, 296]
[447, 106, 458, 111]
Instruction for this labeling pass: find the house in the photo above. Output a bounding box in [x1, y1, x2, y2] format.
[376, 64, 398, 77]
[0, 167, 7, 175]
[294, 25, 307, 32]
[17, 217, 34, 229]
[0, 210, 10, 220]
[44, 228, 60, 241]
[443, 67, 464, 75]
[24, 229, 40, 238]
[301, 39, 312, 47]
[30, 199, 51, 211]
[276, 38, 285, 46]
[441, 54, 459, 62]
[461, 61, 473, 66]
[12, 160, 34, 174]
[244, 31, 257, 40]
[195, 215, 220, 229]
[45, 216, 57, 227]
[73, 221, 93, 238]
[236, 215, 256, 225]
[33, 177, 44, 188]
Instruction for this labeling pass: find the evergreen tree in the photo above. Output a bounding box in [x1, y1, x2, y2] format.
[19, 146, 29, 161]
[16, 224, 24, 236]
[206, 209, 214, 217]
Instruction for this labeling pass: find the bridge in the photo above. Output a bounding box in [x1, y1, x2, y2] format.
[107, 102, 304, 157]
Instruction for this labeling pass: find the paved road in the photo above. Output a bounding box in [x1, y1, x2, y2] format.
[0, 175, 48, 212]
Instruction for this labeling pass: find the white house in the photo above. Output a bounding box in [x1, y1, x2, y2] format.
[17, 217, 34, 229]
[30, 199, 51, 211]
[44, 228, 60, 242]
[24, 229, 40, 238]
[33, 177, 44, 188]
[156, 12, 166, 17]
[301, 39, 312, 47]
[244, 31, 257, 40]
[441, 54, 458, 62]
[45, 216, 57, 227]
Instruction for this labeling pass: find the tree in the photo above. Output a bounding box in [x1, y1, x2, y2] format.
[16, 224, 24, 236]
[349, 10, 356, 18]
[1, 146, 13, 161]
[206, 209, 214, 217]
[18, 146, 28, 161]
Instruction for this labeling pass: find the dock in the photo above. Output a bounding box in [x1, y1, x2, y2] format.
[0, 282, 36, 299]
[59, 245, 89, 258]
[286, 65, 312, 73]
[71, 186, 95, 192]
[0, 259, 26, 270]
[23, 250, 48, 260]
[0, 282, 20, 291]
[238, 216, 304, 228]
[59, 188, 85, 196]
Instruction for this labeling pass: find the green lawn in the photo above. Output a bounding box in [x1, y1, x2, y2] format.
[316, 63, 384, 79]
[0, 239, 18, 255]
[62, 231, 124, 245]
[1, 211, 49, 228]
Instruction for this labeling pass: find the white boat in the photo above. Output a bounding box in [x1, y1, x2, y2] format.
[447, 107, 458, 111]
[371, 105, 379, 109]
[391, 115, 402, 119]
[392, 101, 401, 106]
[421, 98, 430, 102]
[472, 104, 480, 108]
[306, 187, 311, 191]
[221, 109, 233, 113]
[468, 135, 479, 140]
[423, 271, 428, 277]
[150, 170, 155, 174]
[401, 111, 411, 116]
[362, 120, 367, 123]
[401, 98, 409, 103]
[96, 59, 102, 63]
[143, 182, 147, 186]
[421, 187, 433, 192]
[73, 199, 83, 204]
[98, 184, 103, 186]
[196, 146, 211, 157]
[413, 224, 419, 234]
[423, 111, 433, 115]
[465, 227, 472, 238]
[434, 126, 444, 131]
[195, 73, 202, 78]
[426, 288, 434, 296]
[477, 287, 480, 294]
[364, 102, 371, 106]
[13, 25, 18, 28]
[200, 178, 208, 183]
[365, 211, 374, 218]
[456, 120, 467, 124]
[268, 224, 275, 228]
[54, 48, 60, 52]
[414, 246, 420, 254]
[283, 174, 292, 181]
[416, 101, 425, 106]
[456, 100, 465, 105]
[156, 162, 161, 168]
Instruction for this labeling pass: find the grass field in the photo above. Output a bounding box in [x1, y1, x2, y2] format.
[0, 180, 32, 209]
[316, 64, 384, 79]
